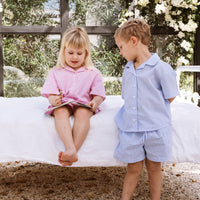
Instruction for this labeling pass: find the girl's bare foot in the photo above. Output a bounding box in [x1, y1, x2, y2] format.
[58, 149, 78, 166]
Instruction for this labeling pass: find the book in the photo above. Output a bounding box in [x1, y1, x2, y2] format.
[46, 100, 92, 112]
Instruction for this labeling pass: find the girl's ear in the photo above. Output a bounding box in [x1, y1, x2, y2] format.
[130, 36, 138, 46]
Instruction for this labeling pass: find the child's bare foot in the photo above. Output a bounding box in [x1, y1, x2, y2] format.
[58, 149, 78, 166]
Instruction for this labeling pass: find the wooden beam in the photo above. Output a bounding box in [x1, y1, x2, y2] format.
[84, 26, 117, 35]
[0, 25, 178, 35]
[151, 26, 177, 35]
[0, 25, 61, 34]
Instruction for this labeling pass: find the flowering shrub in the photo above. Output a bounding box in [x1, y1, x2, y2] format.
[120, 0, 200, 68]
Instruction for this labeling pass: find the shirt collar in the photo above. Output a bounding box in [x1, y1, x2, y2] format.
[63, 65, 87, 72]
[138, 53, 160, 69]
[125, 53, 160, 71]
[145, 53, 160, 66]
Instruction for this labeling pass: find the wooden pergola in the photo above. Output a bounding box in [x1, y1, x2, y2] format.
[0, 0, 199, 96]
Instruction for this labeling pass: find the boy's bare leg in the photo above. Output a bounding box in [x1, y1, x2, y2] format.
[145, 159, 162, 200]
[54, 107, 78, 166]
[72, 107, 93, 151]
[121, 161, 143, 200]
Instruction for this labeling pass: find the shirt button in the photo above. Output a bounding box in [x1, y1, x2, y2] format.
[133, 107, 136, 110]
[133, 96, 136, 98]
[132, 119, 136, 122]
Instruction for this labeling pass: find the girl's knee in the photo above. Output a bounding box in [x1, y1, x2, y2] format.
[54, 107, 71, 118]
[74, 107, 93, 120]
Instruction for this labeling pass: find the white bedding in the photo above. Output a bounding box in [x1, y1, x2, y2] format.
[0, 95, 200, 167]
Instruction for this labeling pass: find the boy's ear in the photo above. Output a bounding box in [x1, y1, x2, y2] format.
[130, 36, 138, 46]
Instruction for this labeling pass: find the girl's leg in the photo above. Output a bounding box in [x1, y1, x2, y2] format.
[54, 106, 77, 166]
[145, 159, 162, 200]
[72, 107, 93, 151]
[121, 161, 143, 200]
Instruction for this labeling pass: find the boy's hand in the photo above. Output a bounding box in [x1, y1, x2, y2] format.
[168, 97, 176, 103]
[48, 94, 63, 106]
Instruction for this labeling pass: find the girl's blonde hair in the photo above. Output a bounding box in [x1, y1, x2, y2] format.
[56, 27, 94, 69]
[114, 18, 151, 45]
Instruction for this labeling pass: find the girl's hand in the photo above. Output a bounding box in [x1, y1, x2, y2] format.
[88, 100, 98, 113]
[88, 95, 104, 112]
[48, 94, 63, 106]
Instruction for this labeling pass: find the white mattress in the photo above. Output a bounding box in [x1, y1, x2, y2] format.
[0, 95, 200, 167]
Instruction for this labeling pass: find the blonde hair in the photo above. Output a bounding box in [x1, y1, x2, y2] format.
[114, 18, 151, 45]
[56, 27, 94, 69]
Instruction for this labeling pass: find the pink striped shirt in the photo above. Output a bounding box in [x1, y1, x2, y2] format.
[41, 66, 106, 105]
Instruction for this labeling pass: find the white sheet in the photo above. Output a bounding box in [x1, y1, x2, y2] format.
[0, 95, 200, 167]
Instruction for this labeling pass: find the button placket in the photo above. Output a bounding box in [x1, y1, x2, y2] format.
[130, 73, 137, 125]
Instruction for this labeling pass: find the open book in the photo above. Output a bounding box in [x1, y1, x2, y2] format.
[46, 100, 92, 113]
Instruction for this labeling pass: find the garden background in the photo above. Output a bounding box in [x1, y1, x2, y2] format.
[1, 0, 200, 97]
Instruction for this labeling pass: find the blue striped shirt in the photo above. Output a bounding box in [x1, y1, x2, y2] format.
[115, 53, 179, 132]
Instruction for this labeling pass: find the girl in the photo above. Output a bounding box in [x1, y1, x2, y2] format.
[41, 27, 106, 167]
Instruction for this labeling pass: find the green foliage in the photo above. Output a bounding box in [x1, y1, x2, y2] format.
[3, 34, 59, 97]
[2, 0, 129, 97]
[3, 0, 60, 97]
[69, 0, 89, 25]
[3, 35, 59, 78]
[179, 72, 193, 92]
[104, 78, 122, 95]
[69, 0, 129, 26]
[121, 0, 200, 69]
[4, 78, 44, 97]
[2, 0, 58, 26]
[92, 42, 126, 77]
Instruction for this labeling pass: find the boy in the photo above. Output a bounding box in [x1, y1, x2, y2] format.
[114, 18, 179, 200]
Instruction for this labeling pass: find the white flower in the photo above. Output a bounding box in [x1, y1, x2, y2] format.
[177, 10, 181, 15]
[188, 19, 198, 31]
[180, 40, 191, 52]
[192, 0, 198, 4]
[171, 0, 183, 7]
[119, 18, 127, 26]
[169, 20, 179, 31]
[5, 10, 14, 20]
[155, 3, 166, 14]
[124, 11, 134, 17]
[165, 13, 172, 22]
[137, 0, 150, 7]
[177, 31, 185, 39]
[177, 56, 189, 66]
[179, 20, 198, 32]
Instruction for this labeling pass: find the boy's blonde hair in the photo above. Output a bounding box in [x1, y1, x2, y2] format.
[56, 26, 94, 69]
[114, 18, 151, 45]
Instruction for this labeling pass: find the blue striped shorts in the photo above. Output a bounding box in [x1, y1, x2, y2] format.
[114, 126, 172, 163]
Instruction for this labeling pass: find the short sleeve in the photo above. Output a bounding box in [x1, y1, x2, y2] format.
[90, 70, 106, 100]
[160, 64, 179, 99]
[41, 69, 60, 98]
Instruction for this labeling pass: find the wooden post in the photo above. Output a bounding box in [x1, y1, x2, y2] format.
[60, 0, 69, 34]
[193, 23, 200, 105]
[0, 0, 3, 96]
[194, 24, 200, 91]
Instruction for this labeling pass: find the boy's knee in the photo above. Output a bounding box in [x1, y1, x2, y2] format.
[145, 159, 161, 173]
[127, 162, 143, 175]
